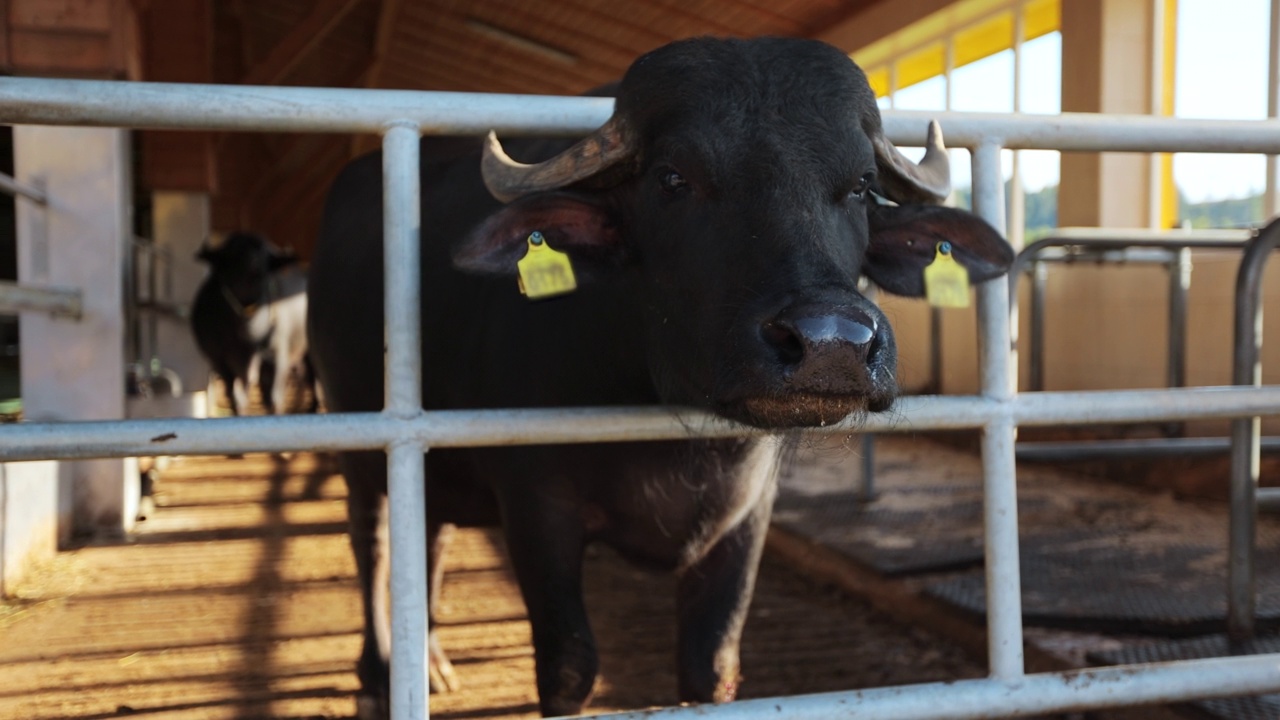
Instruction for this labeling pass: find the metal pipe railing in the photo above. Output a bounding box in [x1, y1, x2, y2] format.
[7, 77, 1280, 151]
[972, 141, 1024, 678]
[0, 386, 1274, 461]
[0, 280, 82, 318]
[1010, 230, 1253, 422]
[1229, 224, 1280, 640]
[382, 124, 427, 720]
[5, 77, 1280, 718]
[0, 170, 48, 204]
[586, 653, 1280, 720]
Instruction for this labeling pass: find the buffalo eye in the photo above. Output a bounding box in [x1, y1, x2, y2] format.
[846, 172, 875, 201]
[659, 168, 688, 195]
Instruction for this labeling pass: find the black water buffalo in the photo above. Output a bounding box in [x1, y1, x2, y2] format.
[309, 36, 1012, 718]
[191, 231, 317, 416]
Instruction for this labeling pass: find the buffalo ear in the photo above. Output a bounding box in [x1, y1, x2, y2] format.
[862, 203, 1014, 297]
[452, 192, 624, 277]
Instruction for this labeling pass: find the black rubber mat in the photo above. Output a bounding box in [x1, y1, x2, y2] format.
[772, 486, 1047, 577]
[925, 528, 1280, 635]
[1089, 635, 1280, 720]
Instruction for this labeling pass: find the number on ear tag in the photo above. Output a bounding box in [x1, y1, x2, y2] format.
[516, 231, 577, 300]
[923, 241, 971, 308]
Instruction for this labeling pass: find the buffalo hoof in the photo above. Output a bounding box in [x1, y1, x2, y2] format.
[430, 634, 461, 693]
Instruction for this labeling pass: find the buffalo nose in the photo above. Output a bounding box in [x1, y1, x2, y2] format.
[761, 307, 879, 383]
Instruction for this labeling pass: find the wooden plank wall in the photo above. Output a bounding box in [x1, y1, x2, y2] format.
[1, 0, 138, 79]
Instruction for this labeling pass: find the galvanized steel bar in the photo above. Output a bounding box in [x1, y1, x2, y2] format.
[9, 77, 1280, 153]
[1165, 246, 1192, 436]
[972, 140, 1024, 679]
[1229, 221, 1280, 639]
[1017, 436, 1280, 461]
[383, 124, 423, 417]
[1168, 247, 1191, 390]
[0, 280, 82, 318]
[0, 170, 47, 204]
[382, 126, 428, 720]
[2, 77, 1280, 719]
[1009, 235, 1255, 299]
[1258, 486, 1280, 512]
[0, 77, 614, 136]
[1029, 261, 1047, 391]
[388, 441, 428, 720]
[880, 110, 1280, 153]
[0, 387, 1278, 461]
[1011, 232, 1254, 395]
[579, 654, 1280, 720]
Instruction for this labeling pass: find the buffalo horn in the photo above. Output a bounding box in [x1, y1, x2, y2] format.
[482, 117, 634, 203]
[871, 120, 951, 204]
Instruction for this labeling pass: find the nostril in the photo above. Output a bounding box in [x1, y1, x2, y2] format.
[791, 315, 875, 348]
[761, 321, 805, 366]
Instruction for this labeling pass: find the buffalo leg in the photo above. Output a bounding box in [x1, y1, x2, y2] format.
[501, 487, 597, 717]
[675, 497, 772, 704]
[302, 353, 322, 413]
[226, 374, 248, 416]
[260, 356, 280, 415]
[428, 521, 460, 692]
[341, 451, 392, 720]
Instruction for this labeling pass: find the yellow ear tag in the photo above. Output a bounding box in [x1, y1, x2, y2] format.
[923, 241, 971, 308]
[516, 231, 577, 300]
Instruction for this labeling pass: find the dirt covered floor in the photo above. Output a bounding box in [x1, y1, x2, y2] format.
[0, 448, 982, 720]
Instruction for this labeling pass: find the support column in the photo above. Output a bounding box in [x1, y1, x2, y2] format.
[1059, 0, 1159, 228]
[14, 126, 138, 541]
[1045, 0, 1175, 393]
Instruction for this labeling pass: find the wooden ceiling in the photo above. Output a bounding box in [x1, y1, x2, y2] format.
[135, 0, 886, 255]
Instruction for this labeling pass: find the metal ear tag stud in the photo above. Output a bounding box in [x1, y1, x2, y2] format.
[923, 241, 971, 308]
[516, 231, 577, 300]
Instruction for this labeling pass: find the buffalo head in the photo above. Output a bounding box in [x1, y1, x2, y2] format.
[454, 37, 1012, 428]
[197, 231, 299, 313]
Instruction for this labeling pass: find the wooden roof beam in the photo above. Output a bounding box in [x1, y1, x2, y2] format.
[364, 0, 404, 89]
[239, 0, 363, 86]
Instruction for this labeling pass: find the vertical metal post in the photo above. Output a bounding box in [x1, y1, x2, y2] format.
[972, 141, 1024, 678]
[1228, 224, 1280, 641]
[1168, 247, 1190, 390]
[382, 123, 427, 720]
[1164, 247, 1191, 436]
[1030, 261, 1047, 392]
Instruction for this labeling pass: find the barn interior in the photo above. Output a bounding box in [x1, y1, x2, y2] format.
[2, 0, 1280, 718]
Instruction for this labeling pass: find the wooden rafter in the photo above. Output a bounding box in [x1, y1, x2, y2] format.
[239, 0, 363, 86]
[366, 0, 404, 89]
[349, 0, 404, 158]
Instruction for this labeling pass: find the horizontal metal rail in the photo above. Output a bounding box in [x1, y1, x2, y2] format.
[1230, 223, 1280, 638]
[1257, 487, 1280, 511]
[0, 386, 1275, 462]
[582, 654, 1280, 720]
[1017, 436, 1280, 461]
[5, 77, 1280, 152]
[0, 170, 47, 204]
[0, 280, 82, 318]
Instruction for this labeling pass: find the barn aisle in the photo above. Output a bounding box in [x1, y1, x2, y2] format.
[0, 449, 980, 720]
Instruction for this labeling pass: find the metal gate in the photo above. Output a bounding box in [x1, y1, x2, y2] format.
[3, 77, 1280, 720]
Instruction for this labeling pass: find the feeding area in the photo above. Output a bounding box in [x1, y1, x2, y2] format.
[2, 1, 1280, 719]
